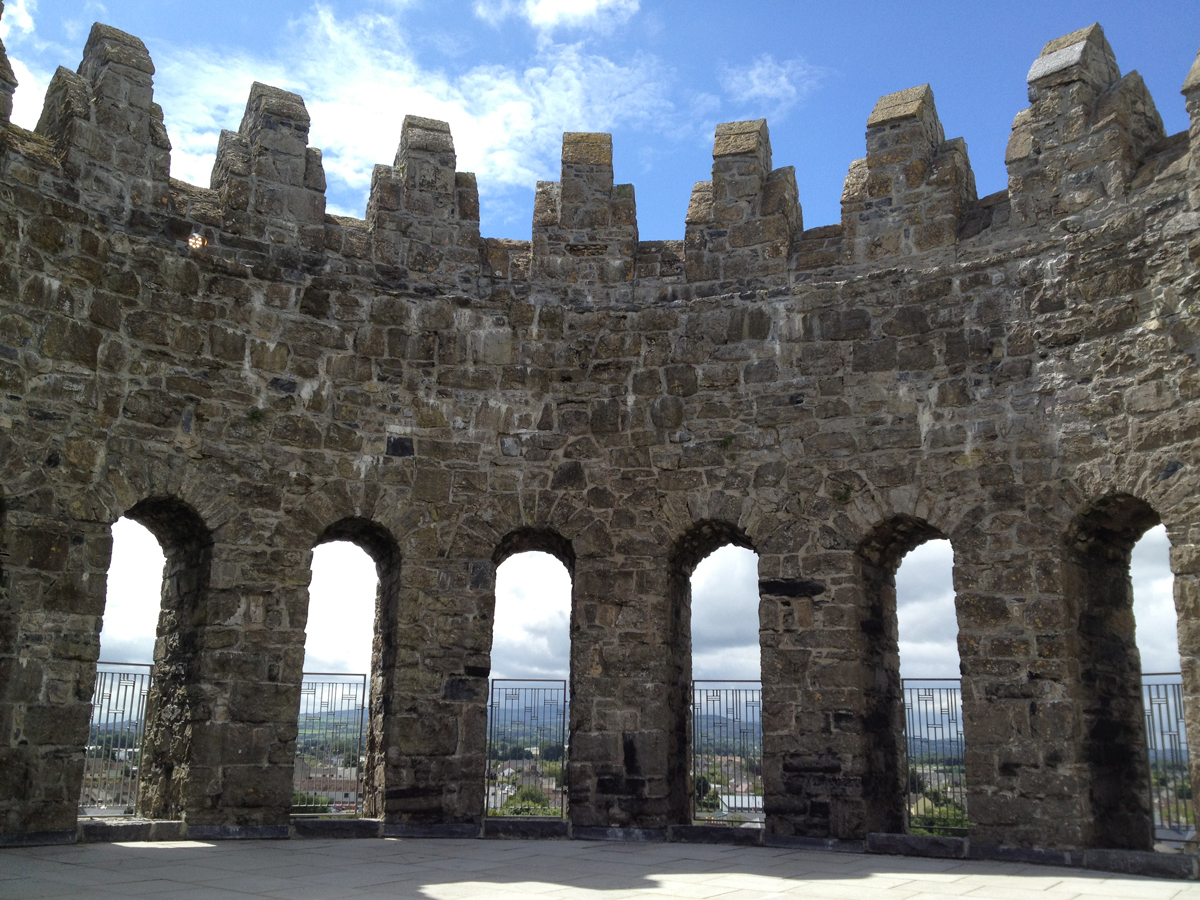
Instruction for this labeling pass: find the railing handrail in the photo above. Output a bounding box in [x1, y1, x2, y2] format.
[692, 679, 763, 684]
[301, 671, 368, 677]
[96, 661, 153, 668]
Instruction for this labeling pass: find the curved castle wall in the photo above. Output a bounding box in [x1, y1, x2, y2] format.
[2, 12, 1200, 853]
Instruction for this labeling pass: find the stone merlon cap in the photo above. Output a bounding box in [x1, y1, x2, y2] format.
[82, 22, 154, 76]
[241, 82, 310, 131]
[713, 119, 768, 158]
[562, 132, 612, 166]
[867, 84, 935, 128]
[400, 115, 455, 156]
[1184, 49, 1200, 96]
[1027, 23, 1119, 86]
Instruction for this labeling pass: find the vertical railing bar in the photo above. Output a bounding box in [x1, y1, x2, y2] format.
[79, 664, 153, 817]
[902, 679, 967, 836]
[690, 681, 764, 828]
[292, 673, 368, 819]
[484, 679, 568, 819]
[1140, 674, 1193, 846]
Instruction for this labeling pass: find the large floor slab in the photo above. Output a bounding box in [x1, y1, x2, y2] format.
[2, 838, 1199, 900]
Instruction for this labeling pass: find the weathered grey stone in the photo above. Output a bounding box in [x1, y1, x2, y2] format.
[867, 832, 968, 859]
[483, 818, 569, 839]
[1, 11, 1199, 862]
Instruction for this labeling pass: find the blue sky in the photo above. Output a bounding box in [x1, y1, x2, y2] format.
[4, 1, 1198, 239]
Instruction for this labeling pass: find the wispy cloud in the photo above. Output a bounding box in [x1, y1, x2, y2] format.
[0, 0, 36, 40]
[63, 0, 108, 42]
[3, 0, 74, 132]
[149, 6, 669, 222]
[474, 0, 638, 33]
[720, 53, 821, 118]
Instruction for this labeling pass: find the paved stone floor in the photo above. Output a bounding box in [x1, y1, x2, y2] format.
[3, 838, 1200, 900]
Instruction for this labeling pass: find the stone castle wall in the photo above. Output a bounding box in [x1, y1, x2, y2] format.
[2, 10, 1200, 852]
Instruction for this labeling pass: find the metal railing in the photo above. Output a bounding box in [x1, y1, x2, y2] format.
[691, 681, 763, 826]
[485, 680, 568, 818]
[293, 673, 368, 817]
[903, 675, 1197, 845]
[79, 663, 153, 817]
[1144, 673, 1195, 848]
[903, 678, 968, 836]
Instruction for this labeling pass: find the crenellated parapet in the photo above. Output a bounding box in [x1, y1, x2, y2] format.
[530, 132, 638, 297]
[33, 24, 172, 222]
[1006, 24, 1167, 227]
[684, 119, 801, 288]
[208, 82, 327, 251]
[840, 85, 976, 263]
[365, 115, 481, 285]
[1, 18, 1194, 291]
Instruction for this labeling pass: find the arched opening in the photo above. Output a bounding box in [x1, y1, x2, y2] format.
[301, 518, 399, 820]
[99, 517, 165, 664]
[667, 520, 756, 826]
[118, 497, 212, 821]
[1131, 524, 1190, 849]
[80, 517, 166, 816]
[691, 542, 763, 826]
[894, 537, 964, 836]
[485, 530, 573, 819]
[1064, 493, 1164, 850]
[855, 515, 947, 835]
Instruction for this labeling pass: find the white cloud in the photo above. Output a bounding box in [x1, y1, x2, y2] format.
[0, 0, 53, 133]
[304, 541, 377, 674]
[474, 0, 638, 32]
[151, 6, 668, 221]
[896, 539, 958, 680]
[1132, 524, 1178, 673]
[492, 551, 571, 680]
[6, 54, 51, 130]
[0, 0, 36, 40]
[721, 53, 820, 117]
[692, 545, 761, 681]
[98, 517, 164, 664]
